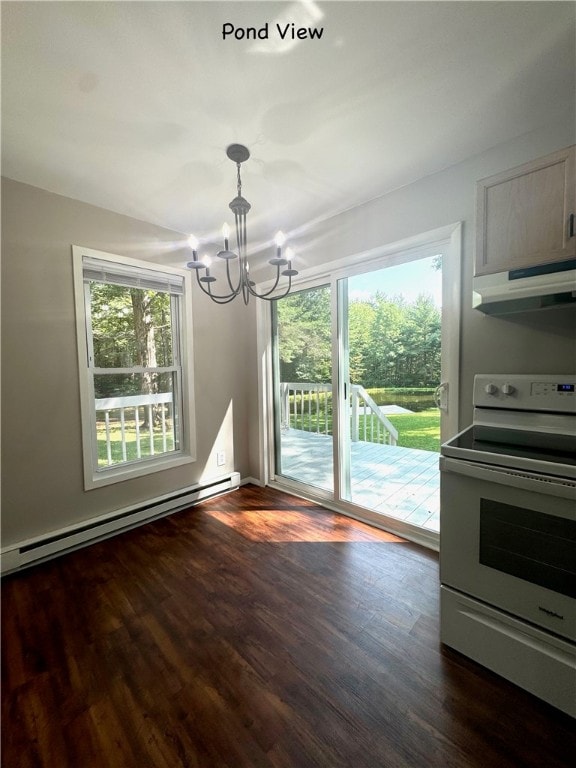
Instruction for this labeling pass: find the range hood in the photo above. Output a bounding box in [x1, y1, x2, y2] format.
[473, 259, 576, 315]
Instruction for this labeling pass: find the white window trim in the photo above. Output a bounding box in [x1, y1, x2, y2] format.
[72, 245, 196, 490]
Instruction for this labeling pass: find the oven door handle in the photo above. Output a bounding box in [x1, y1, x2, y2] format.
[440, 456, 576, 501]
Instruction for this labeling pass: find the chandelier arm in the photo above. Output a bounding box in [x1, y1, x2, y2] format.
[234, 215, 240, 254]
[248, 270, 295, 301]
[205, 278, 241, 304]
[241, 275, 251, 305]
[245, 278, 294, 302]
[195, 268, 240, 302]
[206, 291, 242, 305]
[204, 292, 241, 305]
[246, 267, 283, 299]
[235, 211, 247, 257]
[274, 273, 294, 300]
[268, 273, 294, 302]
[224, 256, 243, 295]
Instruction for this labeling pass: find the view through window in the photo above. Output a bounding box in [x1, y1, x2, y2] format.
[88, 280, 181, 467]
[74, 250, 194, 487]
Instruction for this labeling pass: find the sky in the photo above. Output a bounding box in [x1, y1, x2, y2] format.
[348, 256, 442, 307]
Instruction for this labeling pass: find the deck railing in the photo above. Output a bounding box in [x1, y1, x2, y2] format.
[280, 382, 398, 446]
[95, 392, 174, 466]
[350, 385, 398, 445]
[280, 382, 332, 434]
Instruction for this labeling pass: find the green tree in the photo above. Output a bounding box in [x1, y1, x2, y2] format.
[348, 300, 376, 384]
[277, 287, 331, 382]
[402, 296, 441, 387]
[364, 293, 406, 387]
[276, 286, 441, 390]
[90, 283, 173, 422]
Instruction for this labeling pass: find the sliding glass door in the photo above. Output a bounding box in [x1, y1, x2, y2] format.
[273, 284, 334, 493]
[269, 225, 460, 538]
[340, 255, 444, 531]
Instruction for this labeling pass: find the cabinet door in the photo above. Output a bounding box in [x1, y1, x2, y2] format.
[475, 146, 575, 276]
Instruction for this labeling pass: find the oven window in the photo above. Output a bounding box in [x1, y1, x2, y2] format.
[479, 500, 576, 599]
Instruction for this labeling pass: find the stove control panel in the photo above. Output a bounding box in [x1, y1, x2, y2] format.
[531, 381, 574, 397]
[474, 374, 576, 412]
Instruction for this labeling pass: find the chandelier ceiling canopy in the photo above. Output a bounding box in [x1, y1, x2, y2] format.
[187, 144, 298, 305]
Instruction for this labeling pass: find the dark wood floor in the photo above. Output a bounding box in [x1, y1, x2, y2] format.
[2, 485, 575, 768]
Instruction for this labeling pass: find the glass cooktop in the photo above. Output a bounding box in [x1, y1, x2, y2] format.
[443, 426, 576, 469]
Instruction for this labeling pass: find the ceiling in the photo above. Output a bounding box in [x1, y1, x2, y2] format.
[2, 1, 575, 260]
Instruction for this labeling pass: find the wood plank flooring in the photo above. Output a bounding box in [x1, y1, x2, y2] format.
[2, 484, 574, 768]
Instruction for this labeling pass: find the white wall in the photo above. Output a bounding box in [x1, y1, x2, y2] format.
[275, 118, 576, 431]
[1, 179, 255, 546]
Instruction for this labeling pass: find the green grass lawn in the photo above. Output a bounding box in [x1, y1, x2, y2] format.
[287, 386, 441, 452]
[385, 409, 440, 452]
[289, 408, 440, 453]
[97, 421, 176, 466]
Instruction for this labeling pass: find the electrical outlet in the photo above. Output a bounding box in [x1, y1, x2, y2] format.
[216, 451, 226, 467]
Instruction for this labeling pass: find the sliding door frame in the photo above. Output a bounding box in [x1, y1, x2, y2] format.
[256, 222, 462, 549]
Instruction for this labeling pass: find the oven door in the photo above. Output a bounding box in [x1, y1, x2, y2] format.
[439, 456, 576, 642]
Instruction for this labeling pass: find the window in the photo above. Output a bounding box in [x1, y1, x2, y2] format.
[73, 247, 196, 488]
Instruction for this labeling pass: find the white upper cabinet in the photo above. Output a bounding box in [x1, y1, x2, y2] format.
[475, 146, 575, 276]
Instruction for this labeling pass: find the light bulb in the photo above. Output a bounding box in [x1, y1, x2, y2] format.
[285, 247, 294, 262]
[188, 234, 199, 251]
[222, 223, 231, 239]
[202, 255, 212, 268]
[274, 231, 286, 247]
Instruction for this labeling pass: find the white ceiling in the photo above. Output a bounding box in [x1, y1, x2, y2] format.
[2, 1, 575, 257]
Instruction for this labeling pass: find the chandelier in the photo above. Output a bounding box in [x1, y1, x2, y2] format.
[187, 144, 298, 305]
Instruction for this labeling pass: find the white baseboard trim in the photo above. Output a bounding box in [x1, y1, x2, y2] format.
[240, 476, 264, 487]
[1, 472, 241, 575]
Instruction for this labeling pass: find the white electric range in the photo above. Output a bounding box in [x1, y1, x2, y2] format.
[439, 374, 576, 717]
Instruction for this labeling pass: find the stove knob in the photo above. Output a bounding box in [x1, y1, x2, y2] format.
[501, 383, 516, 396]
[484, 383, 498, 395]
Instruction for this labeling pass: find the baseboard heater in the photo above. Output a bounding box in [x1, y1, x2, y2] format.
[1, 472, 241, 576]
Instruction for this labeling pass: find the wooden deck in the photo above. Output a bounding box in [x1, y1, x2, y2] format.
[278, 428, 440, 532]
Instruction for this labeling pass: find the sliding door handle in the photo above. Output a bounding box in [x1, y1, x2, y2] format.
[434, 382, 449, 412]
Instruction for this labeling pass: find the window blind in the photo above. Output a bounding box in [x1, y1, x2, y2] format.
[83, 256, 184, 295]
